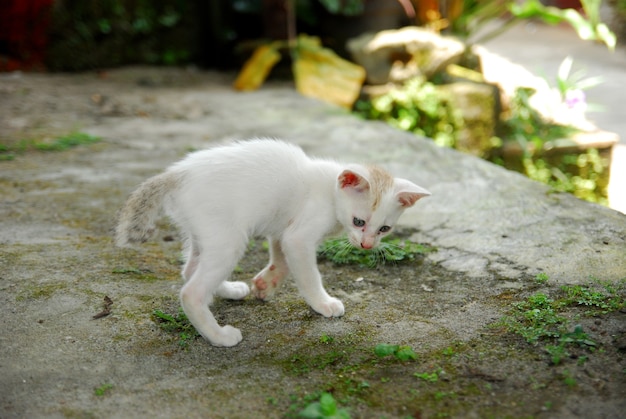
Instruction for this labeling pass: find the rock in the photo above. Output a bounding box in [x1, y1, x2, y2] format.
[436, 81, 498, 157]
[347, 26, 466, 84]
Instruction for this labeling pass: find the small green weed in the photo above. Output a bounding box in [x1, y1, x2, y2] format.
[94, 383, 113, 396]
[500, 293, 566, 343]
[33, 132, 101, 151]
[0, 132, 101, 160]
[434, 391, 456, 401]
[288, 350, 348, 375]
[545, 324, 597, 365]
[414, 368, 442, 383]
[498, 276, 624, 365]
[534, 272, 550, 285]
[318, 237, 435, 268]
[355, 77, 462, 149]
[561, 279, 625, 314]
[374, 343, 418, 361]
[112, 266, 159, 281]
[561, 370, 577, 388]
[319, 334, 335, 344]
[298, 392, 351, 419]
[112, 267, 144, 275]
[152, 308, 200, 348]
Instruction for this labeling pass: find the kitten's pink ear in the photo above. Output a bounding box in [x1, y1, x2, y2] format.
[338, 169, 370, 192]
[395, 180, 431, 207]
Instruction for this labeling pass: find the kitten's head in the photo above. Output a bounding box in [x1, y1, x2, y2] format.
[335, 165, 430, 250]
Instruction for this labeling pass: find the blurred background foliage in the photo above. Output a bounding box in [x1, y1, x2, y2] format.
[0, 0, 618, 204]
[46, 0, 198, 70]
[2, 0, 621, 71]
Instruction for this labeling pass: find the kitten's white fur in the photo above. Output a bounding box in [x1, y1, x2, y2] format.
[116, 139, 430, 347]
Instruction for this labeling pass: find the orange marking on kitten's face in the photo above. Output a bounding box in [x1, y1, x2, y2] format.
[366, 165, 394, 211]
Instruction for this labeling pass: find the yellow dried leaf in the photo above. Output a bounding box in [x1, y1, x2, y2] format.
[233, 44, 281, 91]
[293, 35, 365, 109]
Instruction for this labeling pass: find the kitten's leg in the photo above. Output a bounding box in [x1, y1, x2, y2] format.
[251, 237, 290, 300]
[179, 240, 246, 347]
[281, 233, 344, 317]
[182, 240, 200, 281]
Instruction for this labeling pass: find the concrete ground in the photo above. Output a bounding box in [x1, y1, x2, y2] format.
[0, 64, 625, 418]
[483, 21, 626, 213]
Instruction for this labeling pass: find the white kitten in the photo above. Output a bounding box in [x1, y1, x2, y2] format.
[116, 139, 430, 347]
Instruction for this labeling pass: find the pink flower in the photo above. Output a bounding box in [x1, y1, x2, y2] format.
[564, 89, 586, 111]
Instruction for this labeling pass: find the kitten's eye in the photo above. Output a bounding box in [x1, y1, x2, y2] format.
[379, 226, 391, 233]
[353, 217, 365, 228]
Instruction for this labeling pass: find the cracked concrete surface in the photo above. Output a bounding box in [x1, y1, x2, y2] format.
[1, 67, 625, 418]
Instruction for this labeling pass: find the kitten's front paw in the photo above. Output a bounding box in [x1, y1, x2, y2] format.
[208, 325, 243, 347]
[310, 297, 345, 318]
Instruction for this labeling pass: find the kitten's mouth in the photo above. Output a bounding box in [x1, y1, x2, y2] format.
[348, 236, 375, 250]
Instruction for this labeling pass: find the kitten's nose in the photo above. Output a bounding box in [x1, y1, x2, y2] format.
[360, 242, 373, 250]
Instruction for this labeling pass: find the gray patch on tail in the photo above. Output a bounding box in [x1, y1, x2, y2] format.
[115, 171, 180, 247]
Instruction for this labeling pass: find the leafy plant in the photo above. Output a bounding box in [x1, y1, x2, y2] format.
[555, 56, 603, 107]
[414, 369, 442, 383]
[47, 0, 194, 70]
[298, 392, 351, 419]
[374, 343, 418, 361]
[319, 334, 335, 344]
[355, 77, 462, 149]
[449, 0, 615, 49]
[534, 272, 549, 285]
[94, 383, 113, 397]
[0, 132, 101, 160]
[498, 278, 624, 364]
[500, 292, 566, 343]
[152, 308, 200, 348]
[546, 324, 597, 365]
[494, 87, 609, 205]
[561, 279, 626, 314]
[318, 236, 435, 268]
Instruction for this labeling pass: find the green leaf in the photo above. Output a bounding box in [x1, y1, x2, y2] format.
[298, 393, 350, 419]
[152, 309, 176, 323]
[561, 9, 595, 40]
[595, 23, 616, 51]
[319, 393, 337, 415]
[374, 344, 399, 357]
[395, 345, 418, 361]
[298, 402, 324, 419]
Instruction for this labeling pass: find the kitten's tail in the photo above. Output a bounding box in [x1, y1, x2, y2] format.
[115, 171, 180, 247]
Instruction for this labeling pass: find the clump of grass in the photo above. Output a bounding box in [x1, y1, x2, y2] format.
[534, 272, 550, 285]
[374, 343, 417, 361]
[112, 266, 160, 282]
[33, 132, 101, 151]
[0, 131, 101, 160]
[498, 275, 624, 365]
[94, 383, 113, 397]
[152, 308, 200, 348]
[318, 236, 435, 268]
[561, 279, 625, 315]
[500, 292, 566, 343]
[414, 368, 442, 383]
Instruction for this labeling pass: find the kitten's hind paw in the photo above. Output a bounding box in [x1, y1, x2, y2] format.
[310, 297, 345, 318]
[251, 264, 288, 301]
[216, 281, 250, 300]
[207, 325, 243, 347]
